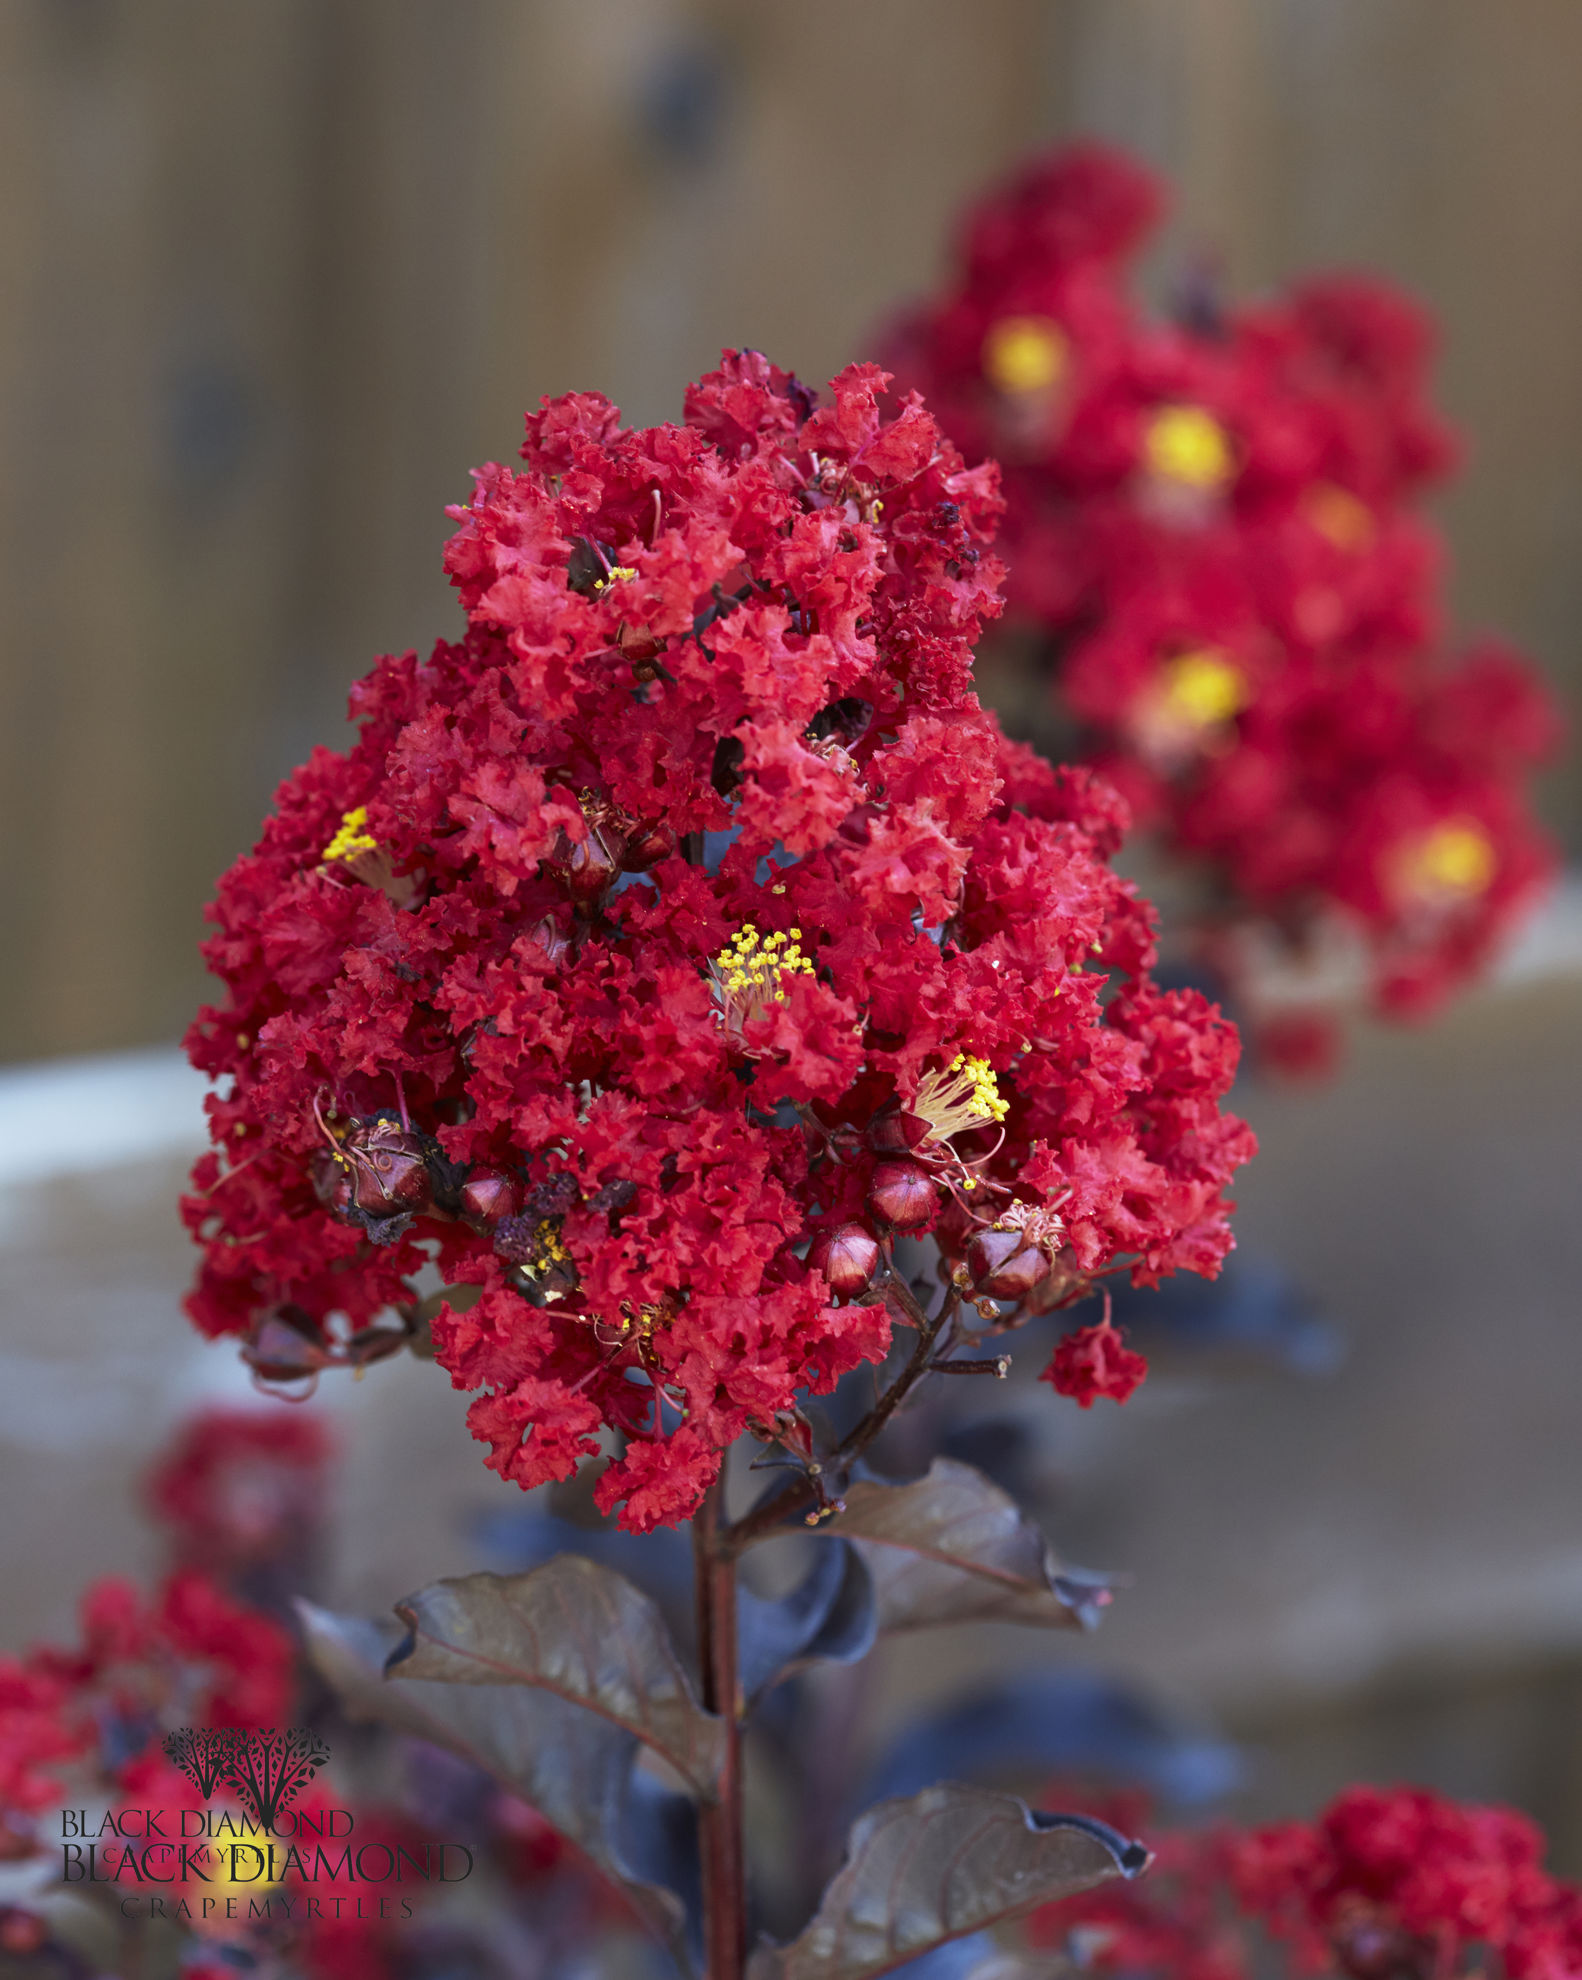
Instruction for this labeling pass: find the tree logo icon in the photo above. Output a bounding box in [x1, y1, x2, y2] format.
[162, 1727, 331, 1831]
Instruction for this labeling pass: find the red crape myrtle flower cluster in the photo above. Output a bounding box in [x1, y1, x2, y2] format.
[0, 1572, 293, 1859]
[881, 142, 1563, 1071]
[1028, 1784, 1582, 1980]
[146, 1405, 331, 1577]
[182, 353, 1253, 1532]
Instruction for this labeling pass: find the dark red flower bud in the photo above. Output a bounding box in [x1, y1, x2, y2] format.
[867, 1160, 940, 1231]
[965, 1227, 1047, 1301]
[310, 1148, 352, 1216]
[1333, 1918, 1424, 1980]
[243, 1308, 329, 1383]
[807, 1221, 881, 1297]
[547, 827, 621, 902]
[866, 1106, 929, 1156]
[340, 1117, 433, 1218]
[620, 820, 676, 871]
[526, 915, 573, 967]
[458, 1167, 518, 1231]
[0, 1910, 48, 1955]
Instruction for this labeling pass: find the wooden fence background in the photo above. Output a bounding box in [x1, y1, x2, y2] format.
[3, 0, 1580, 1060]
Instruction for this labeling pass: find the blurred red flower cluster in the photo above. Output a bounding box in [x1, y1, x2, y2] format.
[182, 353, 1254, 1529]
[882, 143, 1563, 1071]
[0, 1570, 293, 1845]
[1032, 1783, 1582, 1980]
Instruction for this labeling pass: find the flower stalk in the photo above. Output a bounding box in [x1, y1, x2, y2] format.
[695, 1477, 747, 1980]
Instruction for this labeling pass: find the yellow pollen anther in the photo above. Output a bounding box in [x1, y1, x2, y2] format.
[593, 566, 638, 592]
[1144, 404, 1234, 491]
[710, 922, 815, 1028]
[911, 1052, 1009, 1145]
[982, 316, 1069, 395]
[1160, 649, 1248, 729]
[321, 805, 378, 864]
[1399, 821, 1498, 900]
[587, 1298, 672, 1346]
[1306, 482, 1375, 552]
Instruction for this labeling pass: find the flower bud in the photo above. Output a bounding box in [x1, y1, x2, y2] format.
[931, 1192, 978, 1263]
[243, 1308, 328, 1383]
[1333, 1918, 1421, 1980]
[867, 1160, 940, 1231]
[620, 820, 676, 871]
[546, 827, 621, 902]
[310, 1148, 352, 1216]
[966, 1226, 1047, 1301]
[341, 1117, 433, 1218]
[866, 1106, 929, 1156]
[807, 1221, 880, 1297]
[0, 1909, 48, 1955]
[525, 915, 573, 967]
[458, 1167, 518, 1231]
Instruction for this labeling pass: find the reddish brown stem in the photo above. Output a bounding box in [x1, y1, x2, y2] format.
[723, 1266, 955, 1550]
[695, 1474, 746, 1980]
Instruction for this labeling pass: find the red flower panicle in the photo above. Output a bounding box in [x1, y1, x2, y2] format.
[145, 1406, 331, 1574]
[881, 143, 1562, 1064]
[0, 1572, 293, 1853]
[183, 354, 1252, 1530]
[1028, 1784, 1582, 1980]
[1232, 1784, 1582, 1980]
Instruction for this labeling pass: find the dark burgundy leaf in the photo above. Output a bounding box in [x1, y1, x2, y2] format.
[746, 1787, 1147, 1980]
[386, 1556, 725, 1799]
[737, 1539, 877, 1700]
[767, 1459, 1111, 1634]
[298, 1602, 693, 1969]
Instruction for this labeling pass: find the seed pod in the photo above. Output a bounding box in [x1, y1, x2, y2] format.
[458, 1167, 518, 1231]
[340, 1117, 433, 1218]
[620, 820, 675, 871]
[966, 1226, 1047, 1301]
[807, 1221, 881, 1298]
[867, 1160, 940, 1231]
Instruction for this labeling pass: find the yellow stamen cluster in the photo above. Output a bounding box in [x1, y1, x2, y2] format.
[586, 1299, 671, 1347]
[912, 1052, 1009, 1145]
[1306, 481, 1375, 552]
[1399, 821, 1498, 901]
[1160, 648, 1249, 730]
[1144, 404, 1234, 492]
[530, 1221, 569, 1270]
[593, 565, 638, 593]
[711, 924, 815, 1024]
[982, 315, 1069, 395]
[321, 806, 378, 864]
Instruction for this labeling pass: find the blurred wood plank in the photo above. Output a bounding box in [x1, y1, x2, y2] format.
[0, 0, 322, 1054]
